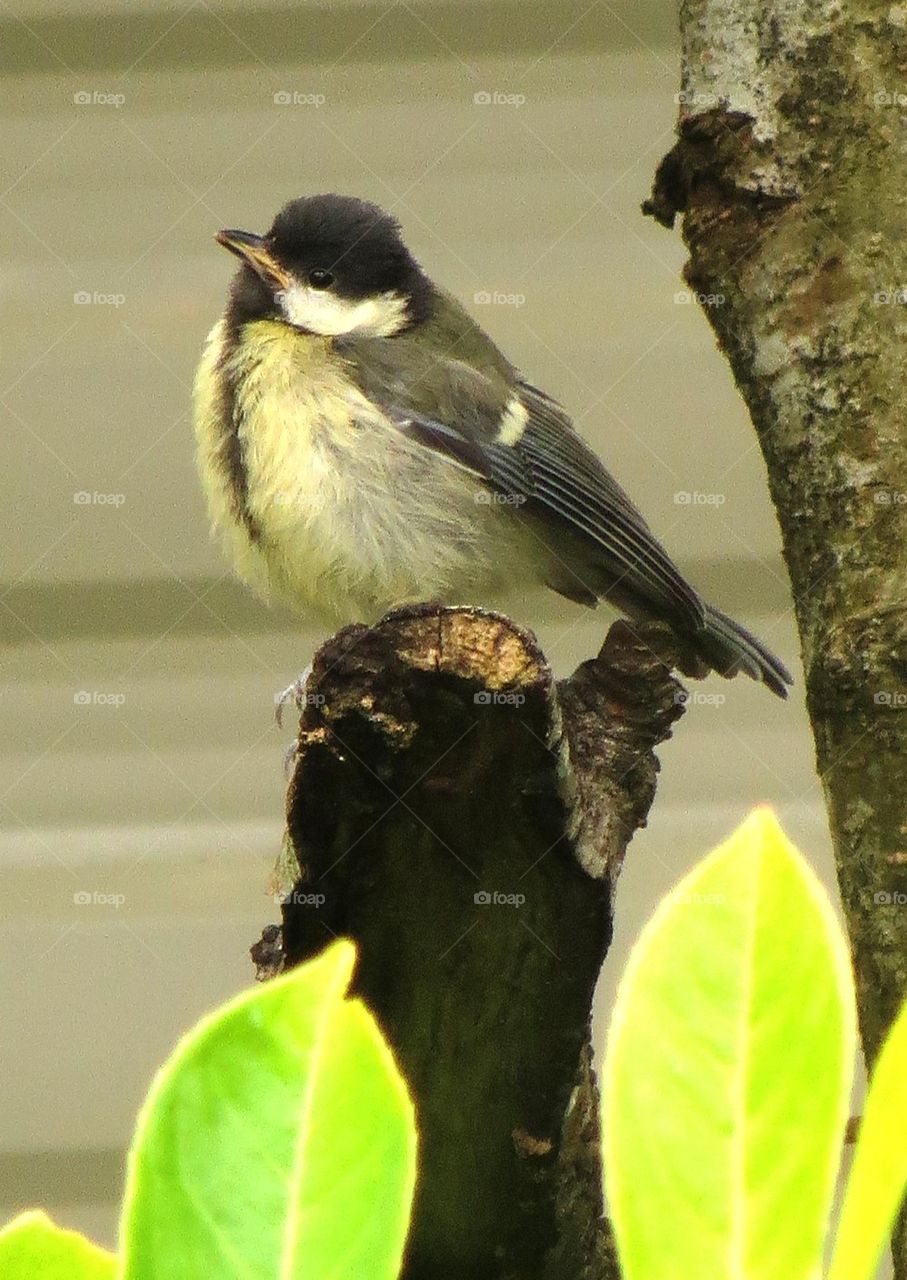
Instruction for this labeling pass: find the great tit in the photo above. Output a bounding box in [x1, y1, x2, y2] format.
[193, 194, 791, 698]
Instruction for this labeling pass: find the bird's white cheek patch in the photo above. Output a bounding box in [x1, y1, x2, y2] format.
[496, 398, 529, 446]
[275, 283, 409, 336]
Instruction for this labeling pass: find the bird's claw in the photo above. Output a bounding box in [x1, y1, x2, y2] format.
[283, 736, 302, 777]
[275, 665, 313, 728]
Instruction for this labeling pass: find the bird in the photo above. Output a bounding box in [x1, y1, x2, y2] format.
[193, 193, 792, 698]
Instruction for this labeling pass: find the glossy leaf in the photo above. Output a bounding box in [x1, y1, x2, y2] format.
[602, 808, 856, 1280]
[0, 1210, 115, 1279]
[119, 940, 416, 1279]
[828, 997, 907, 1280]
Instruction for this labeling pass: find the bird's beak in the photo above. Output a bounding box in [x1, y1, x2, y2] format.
[215, 229, 290, 289]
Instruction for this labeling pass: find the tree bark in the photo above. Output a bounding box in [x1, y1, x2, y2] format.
[645, 2, 907, 1271]
[254, 605, 686, 1280]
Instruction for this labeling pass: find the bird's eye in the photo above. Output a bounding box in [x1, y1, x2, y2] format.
[308, 269, 334, 289]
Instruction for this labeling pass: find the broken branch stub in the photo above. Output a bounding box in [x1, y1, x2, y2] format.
[261, 605, 684, 1280]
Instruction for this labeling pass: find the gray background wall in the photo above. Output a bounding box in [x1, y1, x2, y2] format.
[1, 0, 830, 1250]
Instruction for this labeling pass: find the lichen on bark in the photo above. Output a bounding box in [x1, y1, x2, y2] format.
[648, 2, 907, 1269]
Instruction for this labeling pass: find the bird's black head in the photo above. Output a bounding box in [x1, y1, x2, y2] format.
[217, 194, 433, 337]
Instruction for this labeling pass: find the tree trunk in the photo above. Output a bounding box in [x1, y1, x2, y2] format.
[254, 605, 687, 1280]
[645, 2, 907, 1271]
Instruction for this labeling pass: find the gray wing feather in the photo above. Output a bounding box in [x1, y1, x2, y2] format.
[344, 344, 705, 628]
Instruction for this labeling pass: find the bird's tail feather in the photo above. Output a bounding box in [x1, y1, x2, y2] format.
[697, 604, 793, 699]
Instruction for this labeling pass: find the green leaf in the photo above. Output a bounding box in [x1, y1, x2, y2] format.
[602, 807, 856, 1280]
[0, 1210, 115, 1279]
[119, 939, 417, 1280]
[828, 997, 907, 1280]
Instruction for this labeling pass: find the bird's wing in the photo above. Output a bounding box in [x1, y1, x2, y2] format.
[340, 342, 705, 627]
